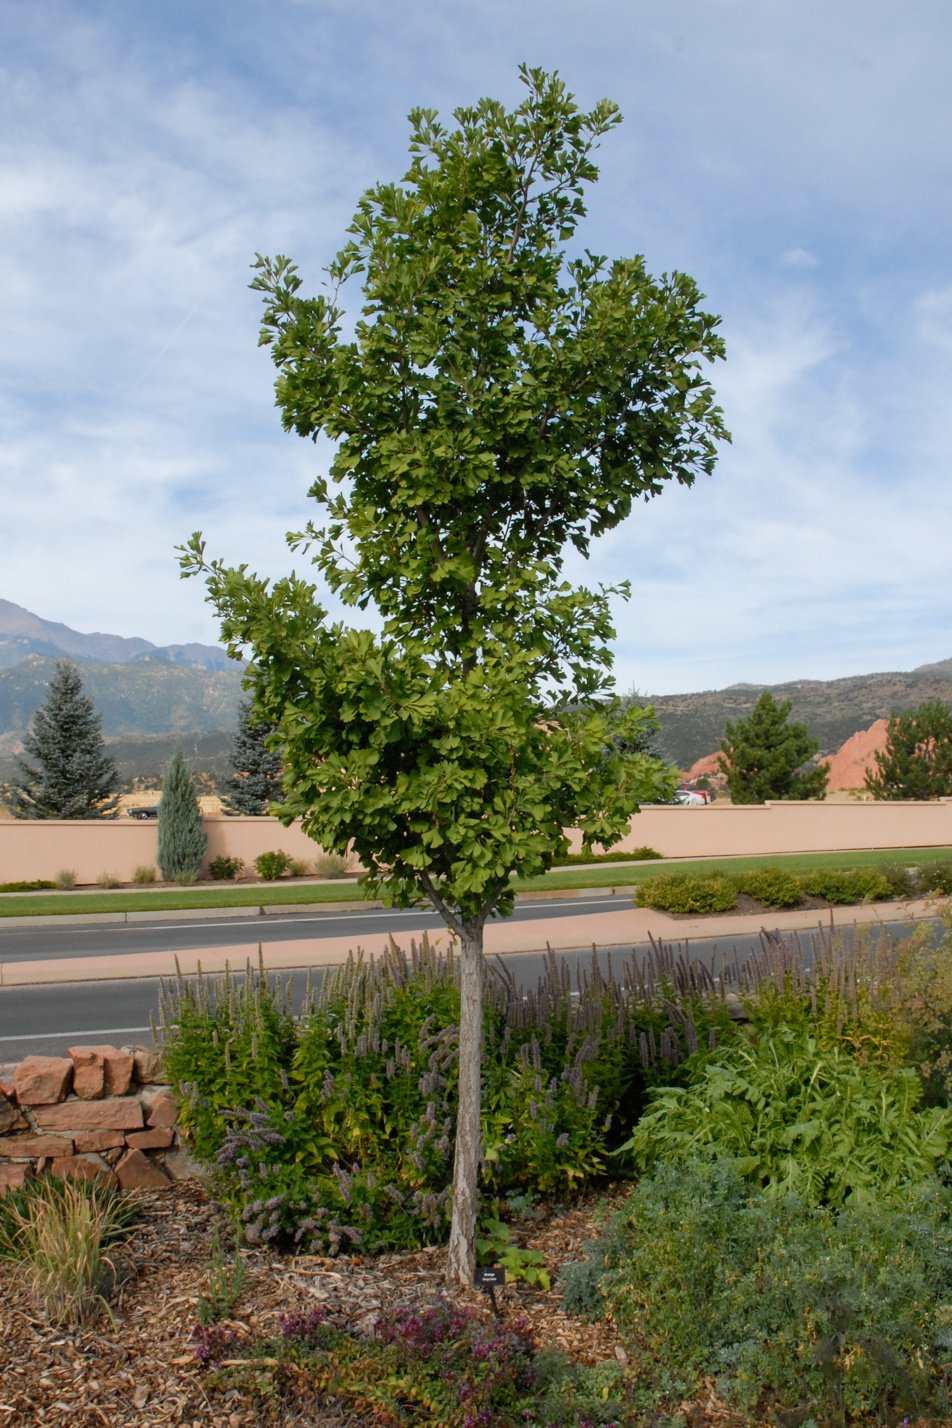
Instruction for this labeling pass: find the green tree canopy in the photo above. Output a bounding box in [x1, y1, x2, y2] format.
[5, 661, 118, 819]
[719, 691, 828, 804]
[182, 66, 727, 1281]
[865, 700, 952, 799]
[157, 749, 207, 881]
[223, 696, 284, 815]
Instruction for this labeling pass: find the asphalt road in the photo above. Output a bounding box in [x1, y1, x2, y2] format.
[0, 934, 767, 1062]
[0, 898, 936, 1063]
[0, 893, 629, 965]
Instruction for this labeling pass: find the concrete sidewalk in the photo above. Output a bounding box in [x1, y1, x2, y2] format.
[0, 897, 935, 987]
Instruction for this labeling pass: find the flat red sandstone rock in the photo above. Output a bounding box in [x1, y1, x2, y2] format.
[126, 1127, 174, 1150]
[0, 1135, 72, 1159]
[0, 1163, 31, 1194]
[13, 1056, 74, 1106]
[116, 1147, 169, 1189]
[143, 1091, 178, 1129]
[68, 1045, 134, 1100]
[49, 1155, 119, 1188]
[33, 1097, 144, 1132]
[73, 1130, 125, 1153]
[129, 1046, 164, 1084]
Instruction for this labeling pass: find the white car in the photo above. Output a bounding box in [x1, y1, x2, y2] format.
[672, 788, 709, 806]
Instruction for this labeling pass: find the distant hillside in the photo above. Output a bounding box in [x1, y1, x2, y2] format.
[648, 661, 952, 769]
[0, 600, 232, 671]
[0, 655, 243, 753]
[0, 603, 243, 788]
[3, 601, 951, 789]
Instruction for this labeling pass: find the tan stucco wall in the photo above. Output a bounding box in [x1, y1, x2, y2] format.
[1, 801, 951, 886]
[0, 817, 327, 885]
[571, 799, 952, 860]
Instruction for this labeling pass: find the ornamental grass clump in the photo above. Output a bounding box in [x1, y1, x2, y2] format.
[0, 1175, 137, 1324]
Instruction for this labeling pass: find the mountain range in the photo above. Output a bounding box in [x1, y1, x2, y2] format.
[647, 660, 952, 767]
[0, 600, 234, 671]
[0, 602, 950, 781]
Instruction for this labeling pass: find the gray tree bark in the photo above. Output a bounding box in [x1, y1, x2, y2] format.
[446, 918, 484, 1286]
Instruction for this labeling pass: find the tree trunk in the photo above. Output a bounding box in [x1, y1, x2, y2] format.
[446, 917, 483, 1287]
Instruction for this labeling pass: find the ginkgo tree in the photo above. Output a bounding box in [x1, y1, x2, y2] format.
[181, 66, 727, 1284]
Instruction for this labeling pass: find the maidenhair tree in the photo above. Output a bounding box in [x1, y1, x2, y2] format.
[5, 661, 119, 819]
[223, 696, 284, 814]
[157, 749, 207, 881]
[719, 691, 828, 804]
[865, 700, 952, 799]
[182, 67, 727, 1283]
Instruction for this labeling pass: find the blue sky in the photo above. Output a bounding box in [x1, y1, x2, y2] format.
[3, 0, 950, 696]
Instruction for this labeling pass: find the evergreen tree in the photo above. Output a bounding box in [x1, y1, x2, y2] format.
[5, 661, 119, 819]
[865, 700, 952, 799]
[223, 697, 284, 814]
[719, 691, 828, 804]
[157, 749, 208, 881]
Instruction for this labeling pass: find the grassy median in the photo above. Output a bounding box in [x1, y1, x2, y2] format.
[1, 845, 951, 918]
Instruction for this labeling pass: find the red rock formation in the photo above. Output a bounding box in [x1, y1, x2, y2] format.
[686, 752, 723, 780]
[821, 720, 889, 791]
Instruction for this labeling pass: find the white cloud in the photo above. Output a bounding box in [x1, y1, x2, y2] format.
[1, 0, 950, 693]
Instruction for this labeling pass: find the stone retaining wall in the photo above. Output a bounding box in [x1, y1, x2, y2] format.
[0, 1044, 191, 1195]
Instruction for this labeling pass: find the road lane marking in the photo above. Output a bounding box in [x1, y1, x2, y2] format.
[0, 1026, 152, 1043]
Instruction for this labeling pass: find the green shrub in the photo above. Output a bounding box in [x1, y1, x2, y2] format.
[619, 1023, 952, 1204]
[254, 850, 292, 880]
[876, 859, 917, 898]
[563, 1157, 952, 1423]
[159, 939, 735, 1257]
[208, 855, 244, 881]
[565, 844, 662, 864]
[635, 870, 737, 914]
[917, 855, 952, 896]
[55, 868, 76, 889]
[157, 959, 298, 1163]
[798, 866, 893, 904]
[733, 865, 801, 907]
[132, 864, 157, 885]
[0, 879, 57, 893]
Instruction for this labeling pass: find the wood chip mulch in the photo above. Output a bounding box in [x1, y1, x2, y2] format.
[0, 1179, 745, 1427]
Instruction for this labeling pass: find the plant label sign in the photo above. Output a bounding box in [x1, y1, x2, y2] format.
[474, 1266, 506, 1289]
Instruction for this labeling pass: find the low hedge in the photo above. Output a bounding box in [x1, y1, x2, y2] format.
[635, 860, 938, 915]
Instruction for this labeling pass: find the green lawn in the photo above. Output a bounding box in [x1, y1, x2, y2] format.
[1, 845, 950, 918]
